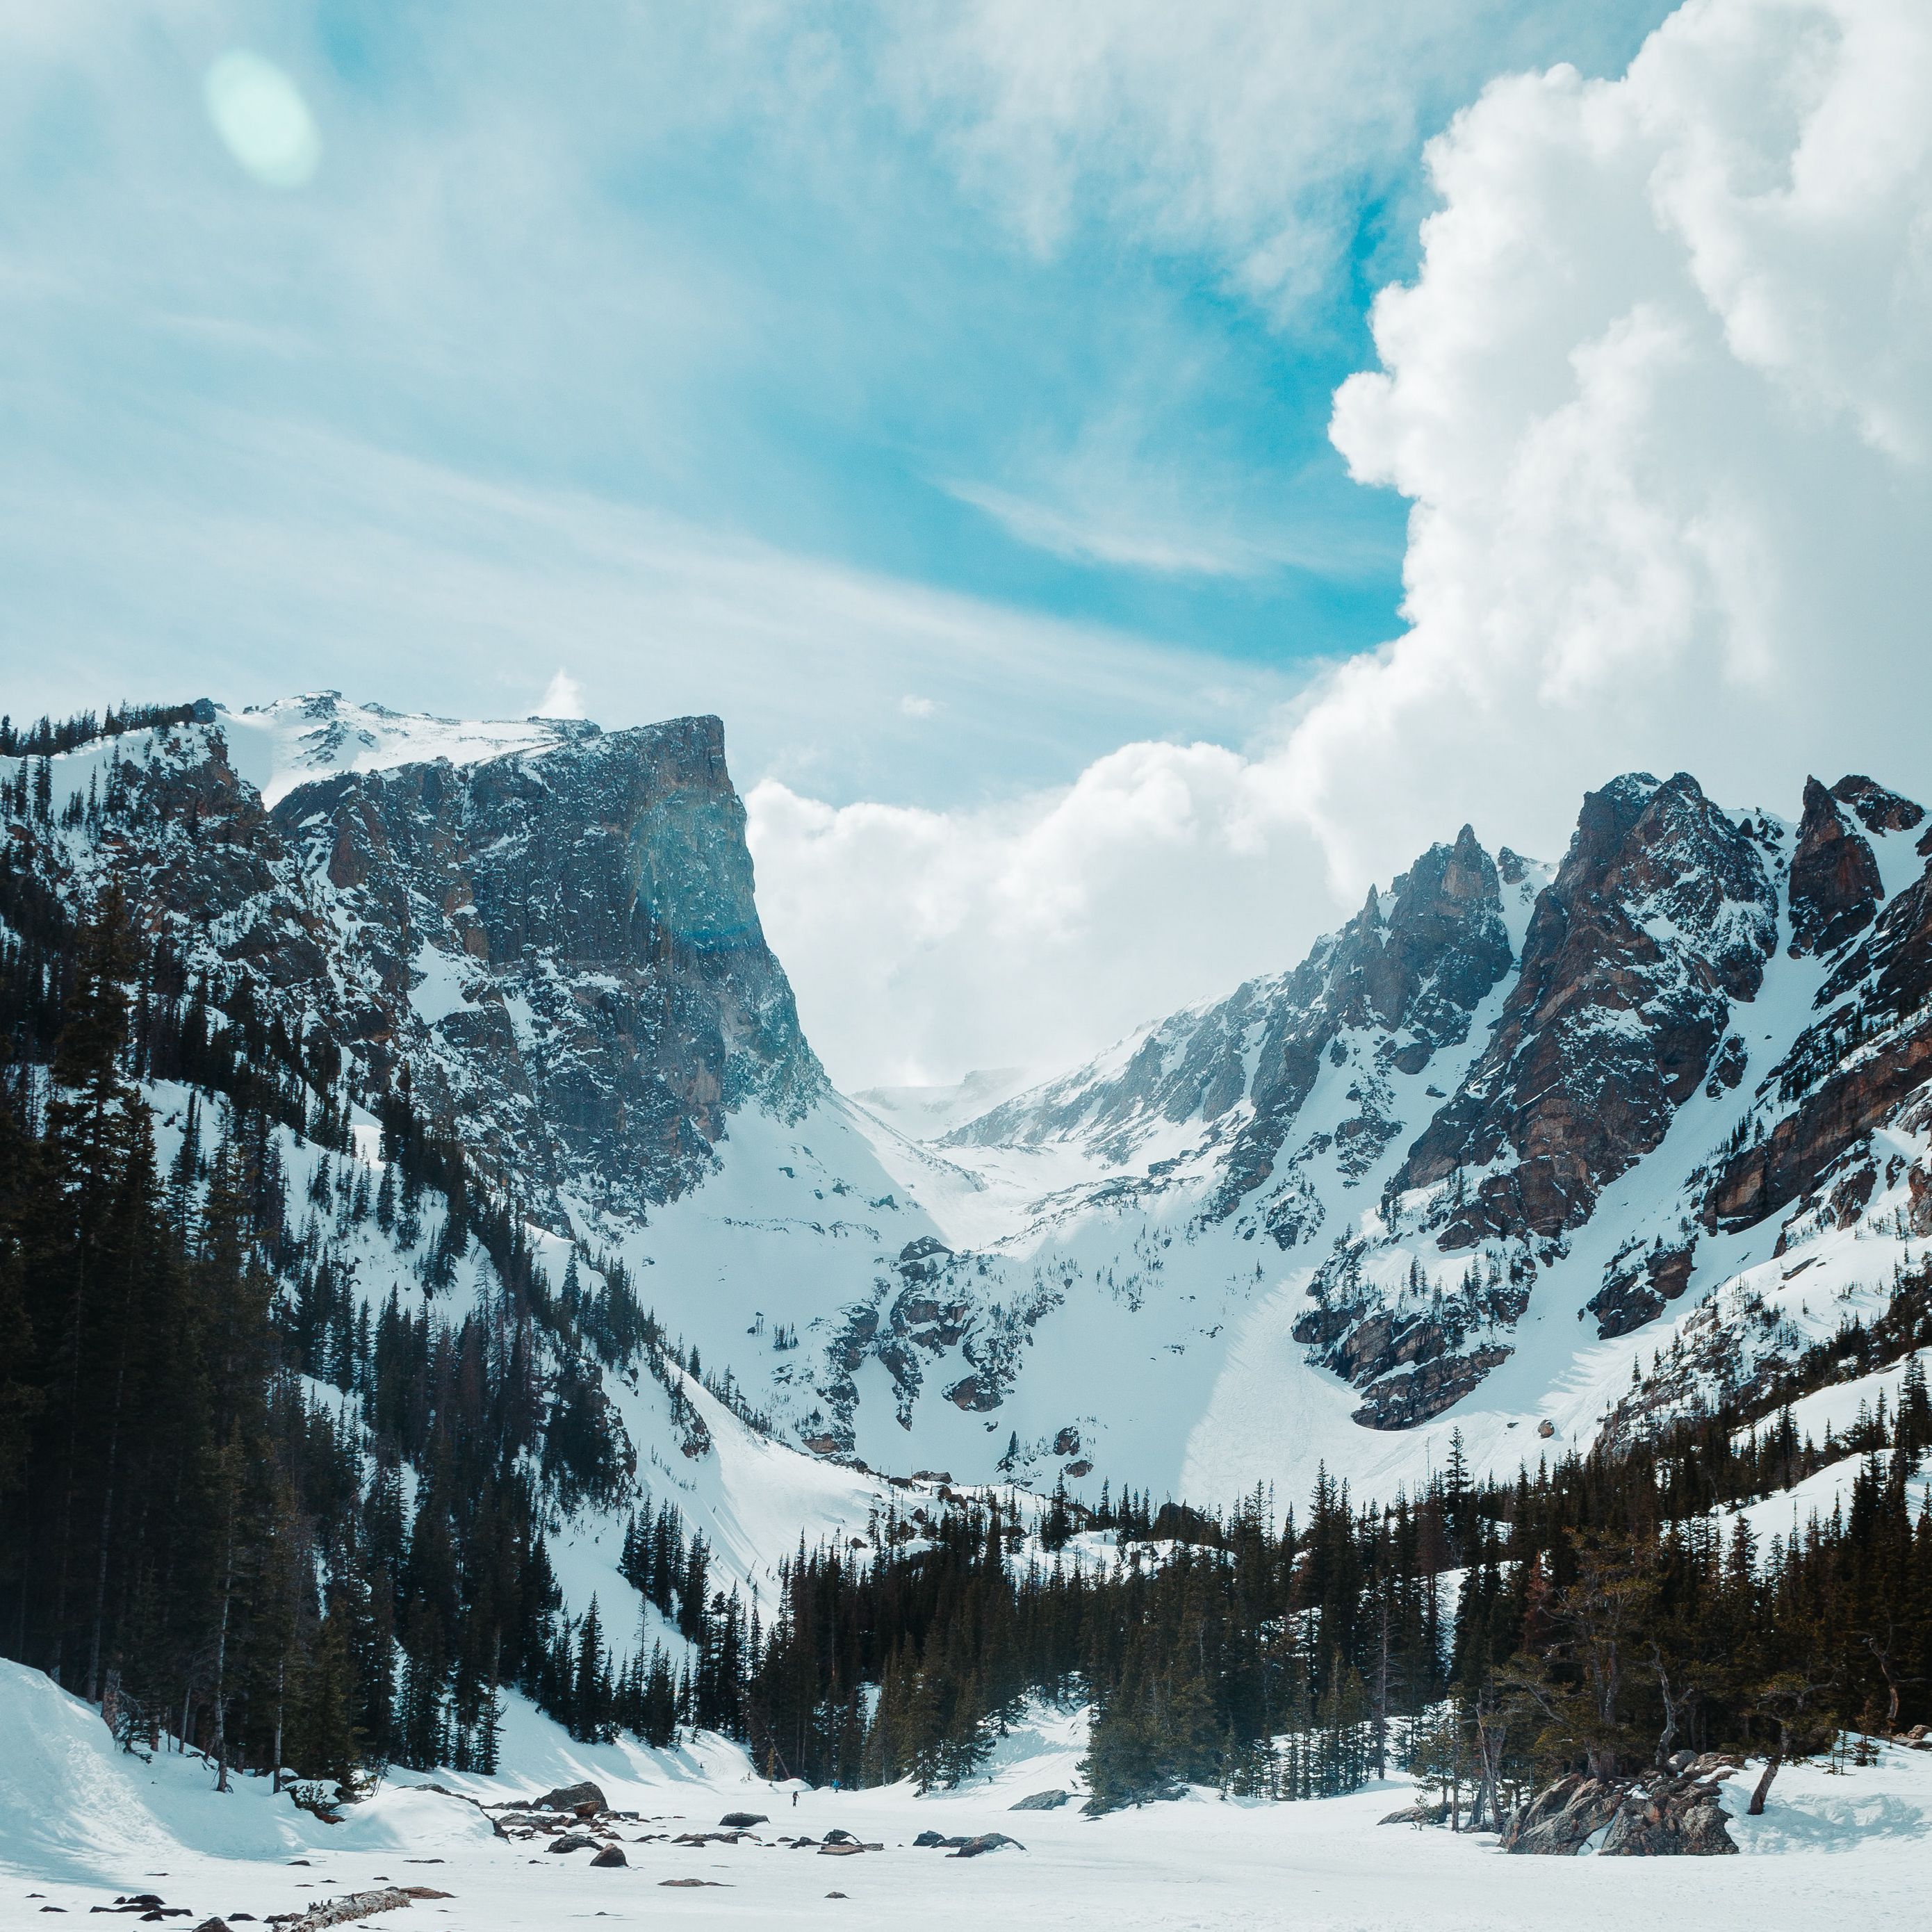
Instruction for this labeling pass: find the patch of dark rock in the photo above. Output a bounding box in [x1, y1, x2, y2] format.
[548, 1832, 600, 1854]
[589, 1847, 627, 1868]
[717, 1811, 768, 1828]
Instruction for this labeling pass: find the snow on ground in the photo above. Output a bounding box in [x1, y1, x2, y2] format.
[8, 1662, 1932, 1931]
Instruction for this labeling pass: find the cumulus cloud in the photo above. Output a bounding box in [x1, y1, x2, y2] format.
[756, 0, 1932, 1088]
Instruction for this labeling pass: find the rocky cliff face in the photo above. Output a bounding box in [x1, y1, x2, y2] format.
[274, 713, 819, 1213]
[1786, 776, 1884, 957]
[1707, 792, 1932, 1235]
[1400, 772, 1776, 1247]
[31, 696, 819, 1222]
[931, 763, 1932, 1447]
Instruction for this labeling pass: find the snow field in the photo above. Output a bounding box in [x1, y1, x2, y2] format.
[7, 1662, 1932, 1931]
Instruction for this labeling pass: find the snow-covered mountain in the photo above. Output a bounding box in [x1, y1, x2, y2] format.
[16, 696, 1932, 1532]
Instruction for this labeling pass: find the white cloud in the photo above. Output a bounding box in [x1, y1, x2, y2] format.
[748, 737, 1339, 1088]
[537, 668, 584, 719]
[0, 413, 1293, 810]
[944, 477, 1277, 578]
[883, 0, 1667, 311]
[899, 694, 938, 719]
[755, 0, 1932, 1089]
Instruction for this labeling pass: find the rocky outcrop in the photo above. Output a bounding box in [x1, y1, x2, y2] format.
[275, 714, 821, 1211]
[1500, 1760, 1739, 1855]
[1831, 773, 1924, 836]
[42, 708, 819, 1224]
[1587, 1241, 1696, 1339]
[1787, 777, 1882, 956]
[1709, 850, 1932, 1231]
[1402, 773, 1776, 1247]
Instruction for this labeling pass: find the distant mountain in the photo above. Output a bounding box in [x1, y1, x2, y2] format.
[10, 694, 1932, 1522]
[852, 1067, 1033, 1142]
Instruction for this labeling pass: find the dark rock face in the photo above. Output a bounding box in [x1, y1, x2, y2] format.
[44, 715, 817, 1225]
[1831, 773, 1924, 835]
[1708, 853, 1932, 1231]
[275, 716, 819, 1212]
[1587, 1241, 1696, 1339]
[1787, 777, 1882, 956]
[1402, 773, 1776, 1246]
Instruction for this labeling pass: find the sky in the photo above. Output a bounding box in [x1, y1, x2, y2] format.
[5, 1, 1931, 1091]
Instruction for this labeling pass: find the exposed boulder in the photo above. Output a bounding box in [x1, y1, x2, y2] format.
[718, 1811, 769, 1828]
[1010, 1788, 1070, 1811]
[534, 1781, 607, 1815]
[949, 1832, 1024, 1857]
[589, 1846, 627, 1868]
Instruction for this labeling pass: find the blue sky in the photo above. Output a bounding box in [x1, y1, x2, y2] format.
[0, 1, 1669, 809]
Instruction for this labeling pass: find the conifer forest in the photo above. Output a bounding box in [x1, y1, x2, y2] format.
[3, 716, 1930, 1824]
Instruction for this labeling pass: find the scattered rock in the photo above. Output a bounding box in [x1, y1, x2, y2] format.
[913, 1831, 949, 1848]
[547, 1832, 599, 1854]
[277, 1890, 425, 1931]
[659, 1879, 727, 1888]
[589, 1847, 627, 1868]
[825, 1892, 848, 1899]
[818, 1842, 866, 1857]
[717, 1812, 768, 1828]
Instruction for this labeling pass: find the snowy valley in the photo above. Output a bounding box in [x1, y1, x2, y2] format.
[3, 694, 1932, 1925]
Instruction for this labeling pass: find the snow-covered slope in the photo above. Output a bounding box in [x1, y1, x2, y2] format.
[19, 704, 1932, 1532]
[215, 691, 584, 807]
[8, 1659, 1932, 1931]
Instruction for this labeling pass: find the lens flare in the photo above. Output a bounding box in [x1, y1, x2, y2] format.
[204, 51, 320, 189]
